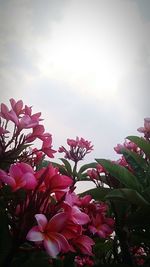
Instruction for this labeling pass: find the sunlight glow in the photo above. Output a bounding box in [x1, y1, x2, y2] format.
[35, 18, 124, 100]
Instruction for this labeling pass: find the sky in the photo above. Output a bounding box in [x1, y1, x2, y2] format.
[0, 0, 150, 192]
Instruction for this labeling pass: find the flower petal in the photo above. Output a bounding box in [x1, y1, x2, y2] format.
[35, 214, 48, 231]
[26, 226, 44, 241]
[44, 238, 60, 258]
[47, 212, 68, 232]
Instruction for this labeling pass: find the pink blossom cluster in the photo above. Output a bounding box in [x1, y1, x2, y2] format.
[114, 140, 138, 154]
[58, 137, 93, 162]
[0, 99, 56, 166]
[87, 164, 106, 186]
[0, 162, 91, 257]
[0, 161, 114, 260]
[0, 98, 115, 266]
[137, 117, 150, 139]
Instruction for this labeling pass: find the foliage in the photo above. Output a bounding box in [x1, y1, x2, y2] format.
[0, 98, 150, 266]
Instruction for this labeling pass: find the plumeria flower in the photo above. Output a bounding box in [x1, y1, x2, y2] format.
[0, 162, 37, 191]
[26, 212, 71, 258]
[71, 235, 95, 256]
[58, 137, 93, 162]
[138, 117, 150, 139]
[89, 213, 114, 238]
[35, 164, 73, 199]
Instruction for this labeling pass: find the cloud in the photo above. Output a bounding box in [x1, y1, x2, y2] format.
[0, 0, 149, 163]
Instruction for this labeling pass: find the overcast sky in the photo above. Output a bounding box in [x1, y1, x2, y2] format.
[0, 0, 150, 191]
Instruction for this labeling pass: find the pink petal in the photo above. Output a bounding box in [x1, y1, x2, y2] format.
[47, 212, 68, 232]
[32, 125, 45, 136]
[42, 147, 56, 158]
[44, 238, 60, 258]
[8, 110, 19, 125]
[23, 172, 37, 190]
[0, 174, 16, 188]
[137, 127, 145, 133]
[20, 162, 34, 174]
[9, 164, 23, 178]
[49, 174, 72, 190]
[52, 233, 71, 253]
[71, 206, 90, 225]
[0, 103, 10, 120]
[10, 98, 16, 109]
[26, 226, 44, 242]
[35, 214, 48, 231]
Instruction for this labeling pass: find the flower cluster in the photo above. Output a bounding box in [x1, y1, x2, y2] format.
[58, 137, 93, 163]
[137, 117, 150, 140]
[0, 99, 56, 169]
[0, 99, 114, 267]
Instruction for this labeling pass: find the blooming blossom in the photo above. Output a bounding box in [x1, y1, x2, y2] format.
[0, 162, 37, 191]
[71, 235, 95, 256]
[58, 137, 93, 162]
[35, 164, 73, 199]
[89, 213, 114, 238]
[137, 117, 150, 139]
[26, 213, 71, 257]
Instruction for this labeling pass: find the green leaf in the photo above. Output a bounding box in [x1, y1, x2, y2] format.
[105, 188, 150, 206]
[59, 158, 72, 174]
[96, 159, 142, 192]
[80, 187, 111, 201]
[121, 147, 147, 170]
[127, 135, 150, 158]
[78, 162, 97, 174]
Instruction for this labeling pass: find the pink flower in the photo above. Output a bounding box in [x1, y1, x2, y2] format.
[26, 125, 45, 142]
[36, 165, 73, 199]
[72, 235, 94, 256]
[10, 98, 23, 116]
[87, 169, 98, 180]
[59, 137, 93, 162]
[89, 214, 114, 238]
[0, 103, 19, 125]
[41, 134, 56, 158]
[138, 117, 150, 138]
[0, 162, 37, 191]
[26, 213, 71, 258]
[114, 143, 124, 154]
[19, 114, 40, 129]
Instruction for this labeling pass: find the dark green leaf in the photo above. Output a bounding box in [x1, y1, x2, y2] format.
[59, 158, 72, 174]
[80, 187, 111, 201]
[96, 159, 142, 192]
[105, 188, 150, 206]
[78, 162, 97, 174]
